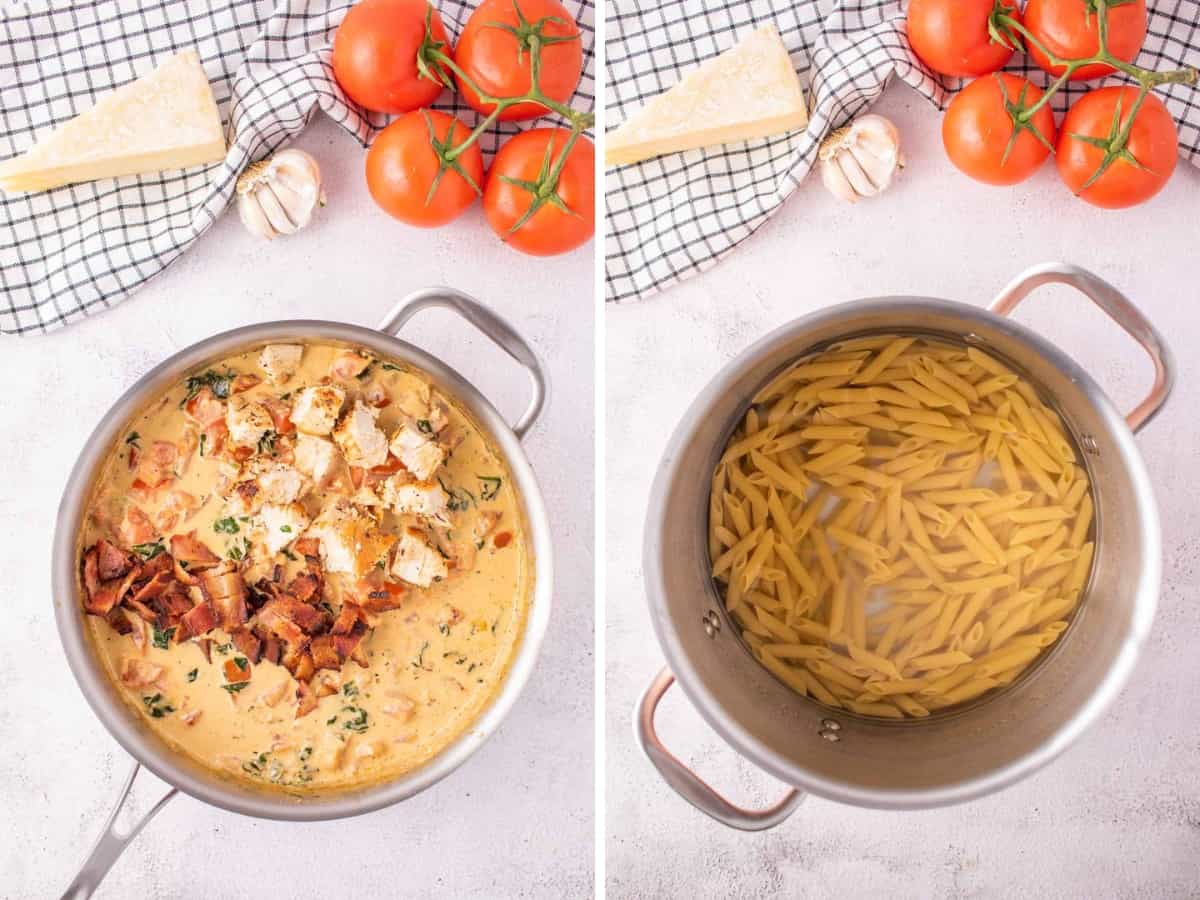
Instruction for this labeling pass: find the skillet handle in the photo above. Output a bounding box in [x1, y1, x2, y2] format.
[378, 286, 548, 439]
[989, 262, 1175, 434]
[61, 762, 177, 899]
[635, 668, 805, 831]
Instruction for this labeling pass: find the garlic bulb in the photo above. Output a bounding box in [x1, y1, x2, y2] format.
[818, 114, 904, 204]
[236, 148, 325, 239]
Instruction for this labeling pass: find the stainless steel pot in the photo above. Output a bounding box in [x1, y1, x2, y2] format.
[636, 263, 1172, 830]
[52, 288, 553, 896]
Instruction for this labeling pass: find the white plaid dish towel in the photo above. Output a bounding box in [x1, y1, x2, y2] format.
[605, 0, 1200, 303]
[0, 0, 594, 336]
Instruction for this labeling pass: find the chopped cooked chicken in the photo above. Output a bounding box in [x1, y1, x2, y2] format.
[473, 509, 503, 542]
[247, 459, 308, 504]
[390, 528, 448, 587]
[316, 731, 350, 770]
[293, 433, 341, 487]
[226, 395, 274, 447]
[333, 401, 389, 469]
[427, 392, 451, 433]
[388, 420, 446, 481]
[379, 476, 449, 523]
[330, 350, 371, 380]
[307, 499, 397, 577]
[120, 657, 164, 688]
[259, 502, 311, 555]
[258, 344, 303, 385]
[291, 385, 345, 435]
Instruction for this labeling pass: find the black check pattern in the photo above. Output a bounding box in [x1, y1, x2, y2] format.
[0, 0, 594, 336]
[606, 0, 1200, 303]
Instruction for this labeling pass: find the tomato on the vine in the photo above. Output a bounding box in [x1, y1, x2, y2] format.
[365, 109, 484, 227]
[454, 0, 583, 121]
[1057, 86, 1178, 208]
[906, 0, 1021, 78]
[942, 73, 1057, 185]
[1025, 0, 1147, 82]
[332, 0, 449, 114]
[484, 128, 594, 256]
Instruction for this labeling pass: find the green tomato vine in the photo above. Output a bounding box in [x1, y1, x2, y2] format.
[412, 0, 593, 222]
[987, 0, 1196, 187]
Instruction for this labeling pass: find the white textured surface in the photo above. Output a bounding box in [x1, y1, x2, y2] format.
[0, 114, 593, 899]
[606, 85, 1200, 898]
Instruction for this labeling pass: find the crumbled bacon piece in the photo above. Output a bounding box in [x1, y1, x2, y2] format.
[310, 635, 341, 671]
[494, 531, 513, 549]
[230, 629, 262, 664]
[331, 601, 366, 636]
[107, 608, 135, 637]
[200, 569, 248, 631]
[170, 532, 220, 568]
[178, 602, 217, 640]
[96, 540, 134, 581]
[287, 571, 321, 604]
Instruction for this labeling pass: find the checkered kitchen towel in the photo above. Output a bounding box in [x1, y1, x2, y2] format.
[606, 0, 1200, 303]
[0, 0, 594, 335]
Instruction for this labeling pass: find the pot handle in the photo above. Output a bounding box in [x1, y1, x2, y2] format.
[60, 761, 178, 899]
[989, 262, 1175, 434]
[635, 668, 805, 831]
[378, 286, 548, 439]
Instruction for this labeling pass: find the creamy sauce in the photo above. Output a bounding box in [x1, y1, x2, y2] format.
[81, 343, 532, 794]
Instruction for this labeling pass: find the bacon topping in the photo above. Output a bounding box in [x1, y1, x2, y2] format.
[178, 602, 218, 640]
[200, 569, 248, 631]
[169, 532, 220, 567]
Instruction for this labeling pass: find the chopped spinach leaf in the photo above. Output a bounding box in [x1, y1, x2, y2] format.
[341, 706, 369, 733]
[213, 517, 240, 535]
[221, 682, 249, 694]
[417, 419, 433, 435]
[125, 431, 141, 448]
[182, 368, 236, 404]
[233, 656, 249, 671]
[142, 693, 175, 718]
[131, 540, 165, 561]
[477, 475, 502, 500]
[186, 668, 199, 683]
[151, 625, 176, 650]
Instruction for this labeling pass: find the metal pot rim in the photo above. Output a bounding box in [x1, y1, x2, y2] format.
[644, 292, 1162, 810]
[53, 316, 553, 822]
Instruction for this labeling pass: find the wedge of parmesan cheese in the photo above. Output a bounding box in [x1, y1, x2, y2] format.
[605, 25, 808, 168]
[0, 50, 225, 193]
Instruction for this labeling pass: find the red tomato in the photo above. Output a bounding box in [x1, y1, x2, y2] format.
[942, 73, 1057, 185]
[484, 128, 594, 256]
[907, 0, 1021, 77]
[1057, 86, 1178, 208]
[454, 0, 583, 121]
[332, 0, 449, 113]
[1025, 0, 1147, 81]
[365, 110, 484, 227]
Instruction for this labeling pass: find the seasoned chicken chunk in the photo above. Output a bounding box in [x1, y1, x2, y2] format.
[379, 476, 449, 523]
[390, 528, 448, 587]
[258, 344, 302, 385]
[248, 459, 308, 504]
[293, 433, 341, 487]
[427, 392, 452, 433]
[259, 502, 311, 555]
[226, 395, 274, 447]
[333, 401, 389, 469]
[291, 385, 345, 435]
[388, 420, 446, 482]
[308, 499, 396, 577]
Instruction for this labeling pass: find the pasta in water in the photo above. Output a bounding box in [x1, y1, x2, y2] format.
[707, 335, 1095, 719]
